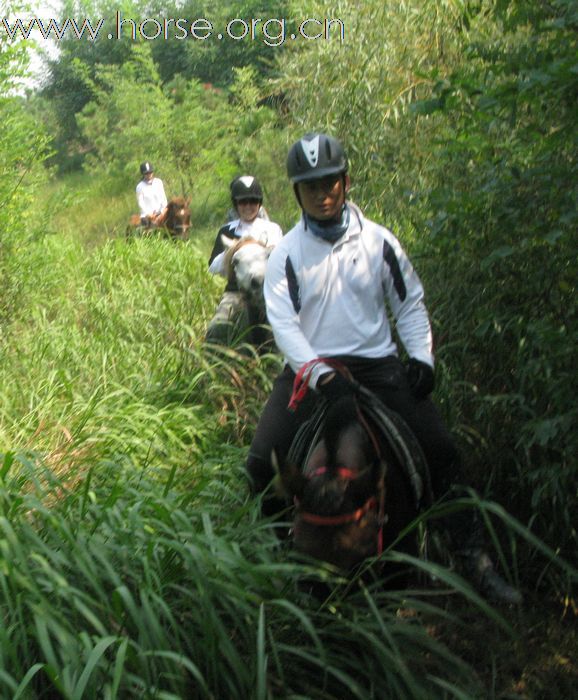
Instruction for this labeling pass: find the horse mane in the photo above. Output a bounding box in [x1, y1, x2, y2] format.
[223, 237, 266, 284]
[322, 396, 361, 465]
[298, 395, 376, 515]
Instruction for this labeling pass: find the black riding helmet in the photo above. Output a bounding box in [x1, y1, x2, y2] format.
[286, 133, 348, 184]
[230, 175, 263, 204]
[140, 161, 154, 176]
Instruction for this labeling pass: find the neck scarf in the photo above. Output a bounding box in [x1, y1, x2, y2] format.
[304, 204, 350, 243]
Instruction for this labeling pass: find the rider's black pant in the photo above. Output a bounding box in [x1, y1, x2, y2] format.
[246, 355, 460, 508]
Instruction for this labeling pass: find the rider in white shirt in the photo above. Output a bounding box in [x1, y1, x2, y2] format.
[247, 132, 521, 604]
[136, 161, 168, 226]
[206, 175, 283, 346]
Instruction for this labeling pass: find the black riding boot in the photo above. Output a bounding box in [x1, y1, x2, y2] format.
[442, 504, 523, 605]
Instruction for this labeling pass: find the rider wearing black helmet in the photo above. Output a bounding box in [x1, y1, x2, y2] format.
[230, 174, 263, 202]
[206, 175, 283, 346]
[136, 161, 168, 226]
[246, 132, 521, 604]
[225, 176, 270, 223]
[286, 132, 347, 183]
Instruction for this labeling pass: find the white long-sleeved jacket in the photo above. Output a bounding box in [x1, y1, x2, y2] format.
[264, 203, 433, 387]
[136, 177, 168, 217]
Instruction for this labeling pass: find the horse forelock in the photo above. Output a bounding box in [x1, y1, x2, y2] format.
[301, 471, 348, 515]
[323, 397, 375, 469]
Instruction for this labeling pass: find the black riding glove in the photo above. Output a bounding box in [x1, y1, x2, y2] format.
[407, 358, 435, 399]
[317, 372, 354, 403]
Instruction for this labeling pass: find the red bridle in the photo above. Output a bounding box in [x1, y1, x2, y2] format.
[299, 495, 380, 528]
[287, 359, 388, 556]
[295, 456, 386, 555]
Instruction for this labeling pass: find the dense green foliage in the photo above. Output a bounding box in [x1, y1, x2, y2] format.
[0, 11, 50, 324]
[74, 43, 292, 229]
[147, 0, 289, 85]
[41, 0, 290, 171]
[1, 0, 576, 695]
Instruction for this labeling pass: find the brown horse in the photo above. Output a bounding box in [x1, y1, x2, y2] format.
[276, 379, 431, 579]
[127, 196, 191, 240]
[164, 196, 191, 240]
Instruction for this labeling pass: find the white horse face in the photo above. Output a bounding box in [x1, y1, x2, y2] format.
[231, 243, 270, 307]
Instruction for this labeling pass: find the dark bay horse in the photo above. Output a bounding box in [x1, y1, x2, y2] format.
[276, 374, 431, 578]
[127, 196, 191, 240]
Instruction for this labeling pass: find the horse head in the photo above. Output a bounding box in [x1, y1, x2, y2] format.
[165, 197, 191, 239]
[222, 237, 271, 309]
[277, 395, 388, 572]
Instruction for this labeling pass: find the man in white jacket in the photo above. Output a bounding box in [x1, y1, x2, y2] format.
[246, 132, 521, 604]
[206, 175, 283, 346]
[136, 161, 168, 226]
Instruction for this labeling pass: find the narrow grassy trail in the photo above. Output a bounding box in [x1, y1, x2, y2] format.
[2, 176, 221, 463]
[0, 173, 575, 699]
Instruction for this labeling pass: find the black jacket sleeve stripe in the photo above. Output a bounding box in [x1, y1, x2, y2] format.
[383, 240, 407, 301]
[285, 256, 301, 313]
[208, 223, 236, 266]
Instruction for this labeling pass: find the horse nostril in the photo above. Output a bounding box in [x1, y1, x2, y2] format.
[251, 278, 262, 291]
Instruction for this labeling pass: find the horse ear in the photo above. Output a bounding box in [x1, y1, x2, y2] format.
[221, 234, 235, 249]
[272, 447, 305, 499]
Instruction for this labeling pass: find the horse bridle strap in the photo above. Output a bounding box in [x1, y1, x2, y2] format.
[298, 495, 379, 527]
[310, 465, 359, 480]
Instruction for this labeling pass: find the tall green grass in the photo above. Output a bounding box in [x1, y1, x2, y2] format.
[1, 449, 500, 699]
[0, 174, 575, 698]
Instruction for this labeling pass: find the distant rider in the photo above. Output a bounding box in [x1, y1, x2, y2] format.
[136, 161, 168, 226]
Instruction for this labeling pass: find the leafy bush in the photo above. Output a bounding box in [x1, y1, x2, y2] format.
[0, 10, 50, 323]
